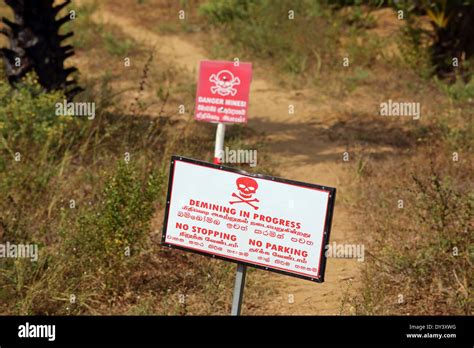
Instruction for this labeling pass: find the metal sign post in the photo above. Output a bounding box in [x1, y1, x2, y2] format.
[213, 122, 226, 164]
[231, 263, 247, 316]
[213, 122, 248, 315]
[213, 121, 247, 315]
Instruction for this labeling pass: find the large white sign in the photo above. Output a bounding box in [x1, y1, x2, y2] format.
[162, 157, 336, 282]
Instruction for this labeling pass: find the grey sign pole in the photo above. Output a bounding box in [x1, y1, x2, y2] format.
[230, 263, 247, 315]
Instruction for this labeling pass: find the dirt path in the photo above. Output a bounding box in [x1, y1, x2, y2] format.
[91, 9, 363, 315]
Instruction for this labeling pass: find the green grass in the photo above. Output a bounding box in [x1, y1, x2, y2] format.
[62, 1, 100, 50]
[435, 77, 474, 102]
[344, 67, 371, 93]
[102, 31, 134, 56]
[198, 0, 346, 84]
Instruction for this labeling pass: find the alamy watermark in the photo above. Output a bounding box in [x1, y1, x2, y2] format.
[0, 242, 38, 262]
[56, 99, 96, 120]
[18, 322, 55, 342]
[218, 147, 257, 167]
[325, 242, 365, 262]
[380, 99, 420, 120]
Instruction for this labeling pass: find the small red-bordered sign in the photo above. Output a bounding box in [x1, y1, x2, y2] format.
[194, 60, 252, 124]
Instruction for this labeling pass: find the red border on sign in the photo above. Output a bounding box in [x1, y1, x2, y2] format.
[163, 157, 334, 281]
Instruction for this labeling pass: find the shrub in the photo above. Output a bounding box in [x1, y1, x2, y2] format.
[394, 0, 474, 81]
[0, 72, 74, 147]
[67, 160, 162, 269]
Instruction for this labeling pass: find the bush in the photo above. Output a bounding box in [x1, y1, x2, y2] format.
[0, 72, 74, 147]
[394, 0, 474, 81]
[435, 76, 474, 101]
[67, 160, 162, 268]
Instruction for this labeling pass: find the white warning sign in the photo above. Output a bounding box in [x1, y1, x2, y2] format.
[162, 156, 336, 282]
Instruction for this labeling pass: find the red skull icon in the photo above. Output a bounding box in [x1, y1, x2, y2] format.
[236, 177, 258, 199]
[229, 177, 259, 210]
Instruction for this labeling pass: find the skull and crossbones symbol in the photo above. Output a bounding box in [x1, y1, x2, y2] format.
[229, 177, 259, 210]
[209, 70, 240, 96]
